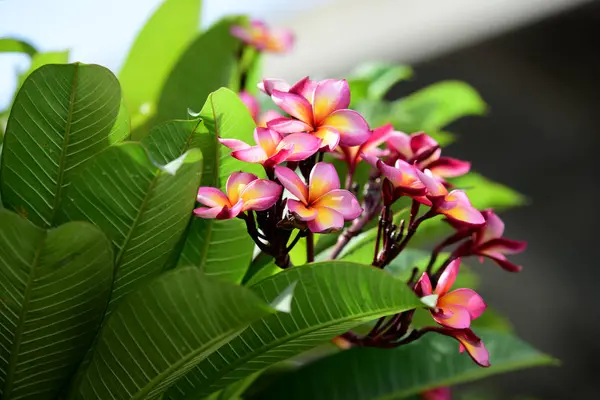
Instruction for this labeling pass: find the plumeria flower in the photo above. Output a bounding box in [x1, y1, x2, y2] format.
[387, 131, 470, 180]
[274, 162, 362, 233]
[416, 258, 486, 329]
[434, 327, 490, 367]
[260, 77, 370, 151]
[239, 91, 282, 128]
[416, 169, 485, 226]
[454, 209, 527, 272]
[194, 172, 281, 219]
[230, 19, 294, 53]
[220, 128, 321, 169]
[335, 123, 395, 175]
[421, 387, 451, 400]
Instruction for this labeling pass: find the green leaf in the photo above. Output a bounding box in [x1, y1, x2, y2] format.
[56, 143, 203, 309]
[259, 330, 556, 400]
[0, 209, 113, 399]
[165, 261, 422, 398]
[141, 119, 208, 166]
[16, 51, 70, 95]
[119, 0, 202, 128]
[450, 172, 527, 210]
[0, 63, 129, 228]
[351, 63, 413, 101]
[391, 81, 486, 132]
[154, 17, 242, 125]
[205, 370, 264, 400]
[72, 267, 274, 400]
[0, 38, 37, 56]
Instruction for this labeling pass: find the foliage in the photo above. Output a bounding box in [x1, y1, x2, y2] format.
[0, 2, 552, 400]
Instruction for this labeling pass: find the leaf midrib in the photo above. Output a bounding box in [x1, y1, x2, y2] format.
[209, 96, 221, 188]
[178, 119, 203, 158]
[50, 63, 79, 227]
[2, 230, 46, 397]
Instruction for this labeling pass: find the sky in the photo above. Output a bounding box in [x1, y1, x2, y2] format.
[0, 0, 327, 109]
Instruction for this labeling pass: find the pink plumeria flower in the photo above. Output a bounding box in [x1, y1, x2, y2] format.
[387, 131, 470, 180]
[260, 77, 370, 151]
[455, 209, 527, 272]
[416, 258, 486, 330]
[335, 123, 394, 175]
[239, 91, 282, 128]
[219, 127, 321, 169]
[435, 327, 490, 367]
[274, 162, 362, 233]
[194, 172, 281, 219]
[416, 169, 485, 226]
[230, 19, 294, 53]
[421, 387, 451, 400]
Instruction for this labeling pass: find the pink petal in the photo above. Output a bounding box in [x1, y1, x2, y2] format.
[486, 255, 523, 273]
[308, 162, 340, 203]
[410, 132, 439, 158]
[258, 79, 291, 96]
[231, 146, 269, 164]
[258, 109, 282, 128]
[230, 25, 252, 42]
[216, 201, 244, 219]
[480, 238, 527, 255]
[312, 79, 351, 124]
[385, 130, 412, 159]
[265, 27, 294, 53]
[226, 172, 258, 204]
[433, 304, 471, 329]
[477, 210, 505, 244]
[416, 169, 448, 198]
[440, 190, 485, 226]
[312, 189, 362, 219]
[287, 199, 318, 221]
[319, 109, 370, 147]
[219, 138, 251, 151]
[193, 206, 224, 219]
[267, 117, 313, 134]
[422, 387, 452, 400]
[254, 127, 282, 155]
[313, 126, 341, 151]
[378, 159, 426, 195]
[427, 157, 471, 178]
[434, 258, 460, 296]
[415, 272, 433, 296]
[239, 91, 259, 121]
[197, 187, 230, 208]
[360, 151, 380, 167]
[240, 179, 282, 211]
[360, 123, 394, 155]
[277, 132, 321, 162]
[289, 76, 318, 102]
[271, 89, 314, 125]
[450, 329, 490, 367]
[441, 288, 486, 320]
[274, 166, 308, 204]
[307, 206, 344, 233]
[265, 146, 295, 167]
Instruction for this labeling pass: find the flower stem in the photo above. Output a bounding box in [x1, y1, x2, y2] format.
[306, 231, 315, 263]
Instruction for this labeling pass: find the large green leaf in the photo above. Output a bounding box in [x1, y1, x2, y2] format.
[56, 143, 203, 309]
[72, 267, 274, 400]
[391, 81, 486, 132]
[0, 63, 129, 228]
[259, 330, 556, 400]
[0, 209, 113, 399]
[165, 261, 422, 398]
[119, 0, 202, 128]
[154, 17, 242, 125]
[349, 63, 413, 105]
[0, 38, 37, 56]
[449, 172, 526, 210]
[141, 119, 207, 165]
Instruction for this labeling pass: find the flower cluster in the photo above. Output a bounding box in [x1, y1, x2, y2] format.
[192, 21, 527, 369]
[231, 20, 294, 53]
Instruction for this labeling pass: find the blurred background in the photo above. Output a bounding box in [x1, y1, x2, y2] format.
[1, 0, 597, 398]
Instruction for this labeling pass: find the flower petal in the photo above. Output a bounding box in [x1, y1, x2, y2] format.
[219, 138, 251, 151]
[312, 79, 351, 124]
[486, 255, 523, 273]
[385, 130, 412, 159]
[307, 206, 344, 233]
[320, 109, 370, 147]
[231, 146, 269, 164]
[215, 201, 244, 219]
[441, 190, 485, 226]
[312, 189, 362, 219]
[197, 187, 230, 208]
[230, 25, 252, 43]
[258, 109, 282, 128]
[258, 78, 290, 95]
[416, 169, 447, 198]
[360, 123, 394, 154]
[378, 159, 426, 195]
[453, 329, 490, 367]
[480, 238, 527, 255]
[289, 76, 318, 102]
[308, 162, 340, 202]
[410, 132, 439, 159]
[265, 146, 295, 167]
[287, 199, 318, 221]
[434, 258, 460, 296]
[274, 166, 308, 204]
[239, 91, 259, 121]
[415, 272, 433, 296]
[477, 210, 505, 244]
[267, 117, 313, 134]
[271, 89, 314, 125]
[254, 127, 282, 155]
[422, 387, 452, 400]
[427, 157, 471, 178]
[193, 206, 224, 219]
[433, 304, 471, 329]
[313, 126, 341, 151]
[265, 27, 294, 53]
[226, 172, 258, 204]
[441, 288, 486, 320]
[240, 179, 282, 211]
[277, 132, 321, 161]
